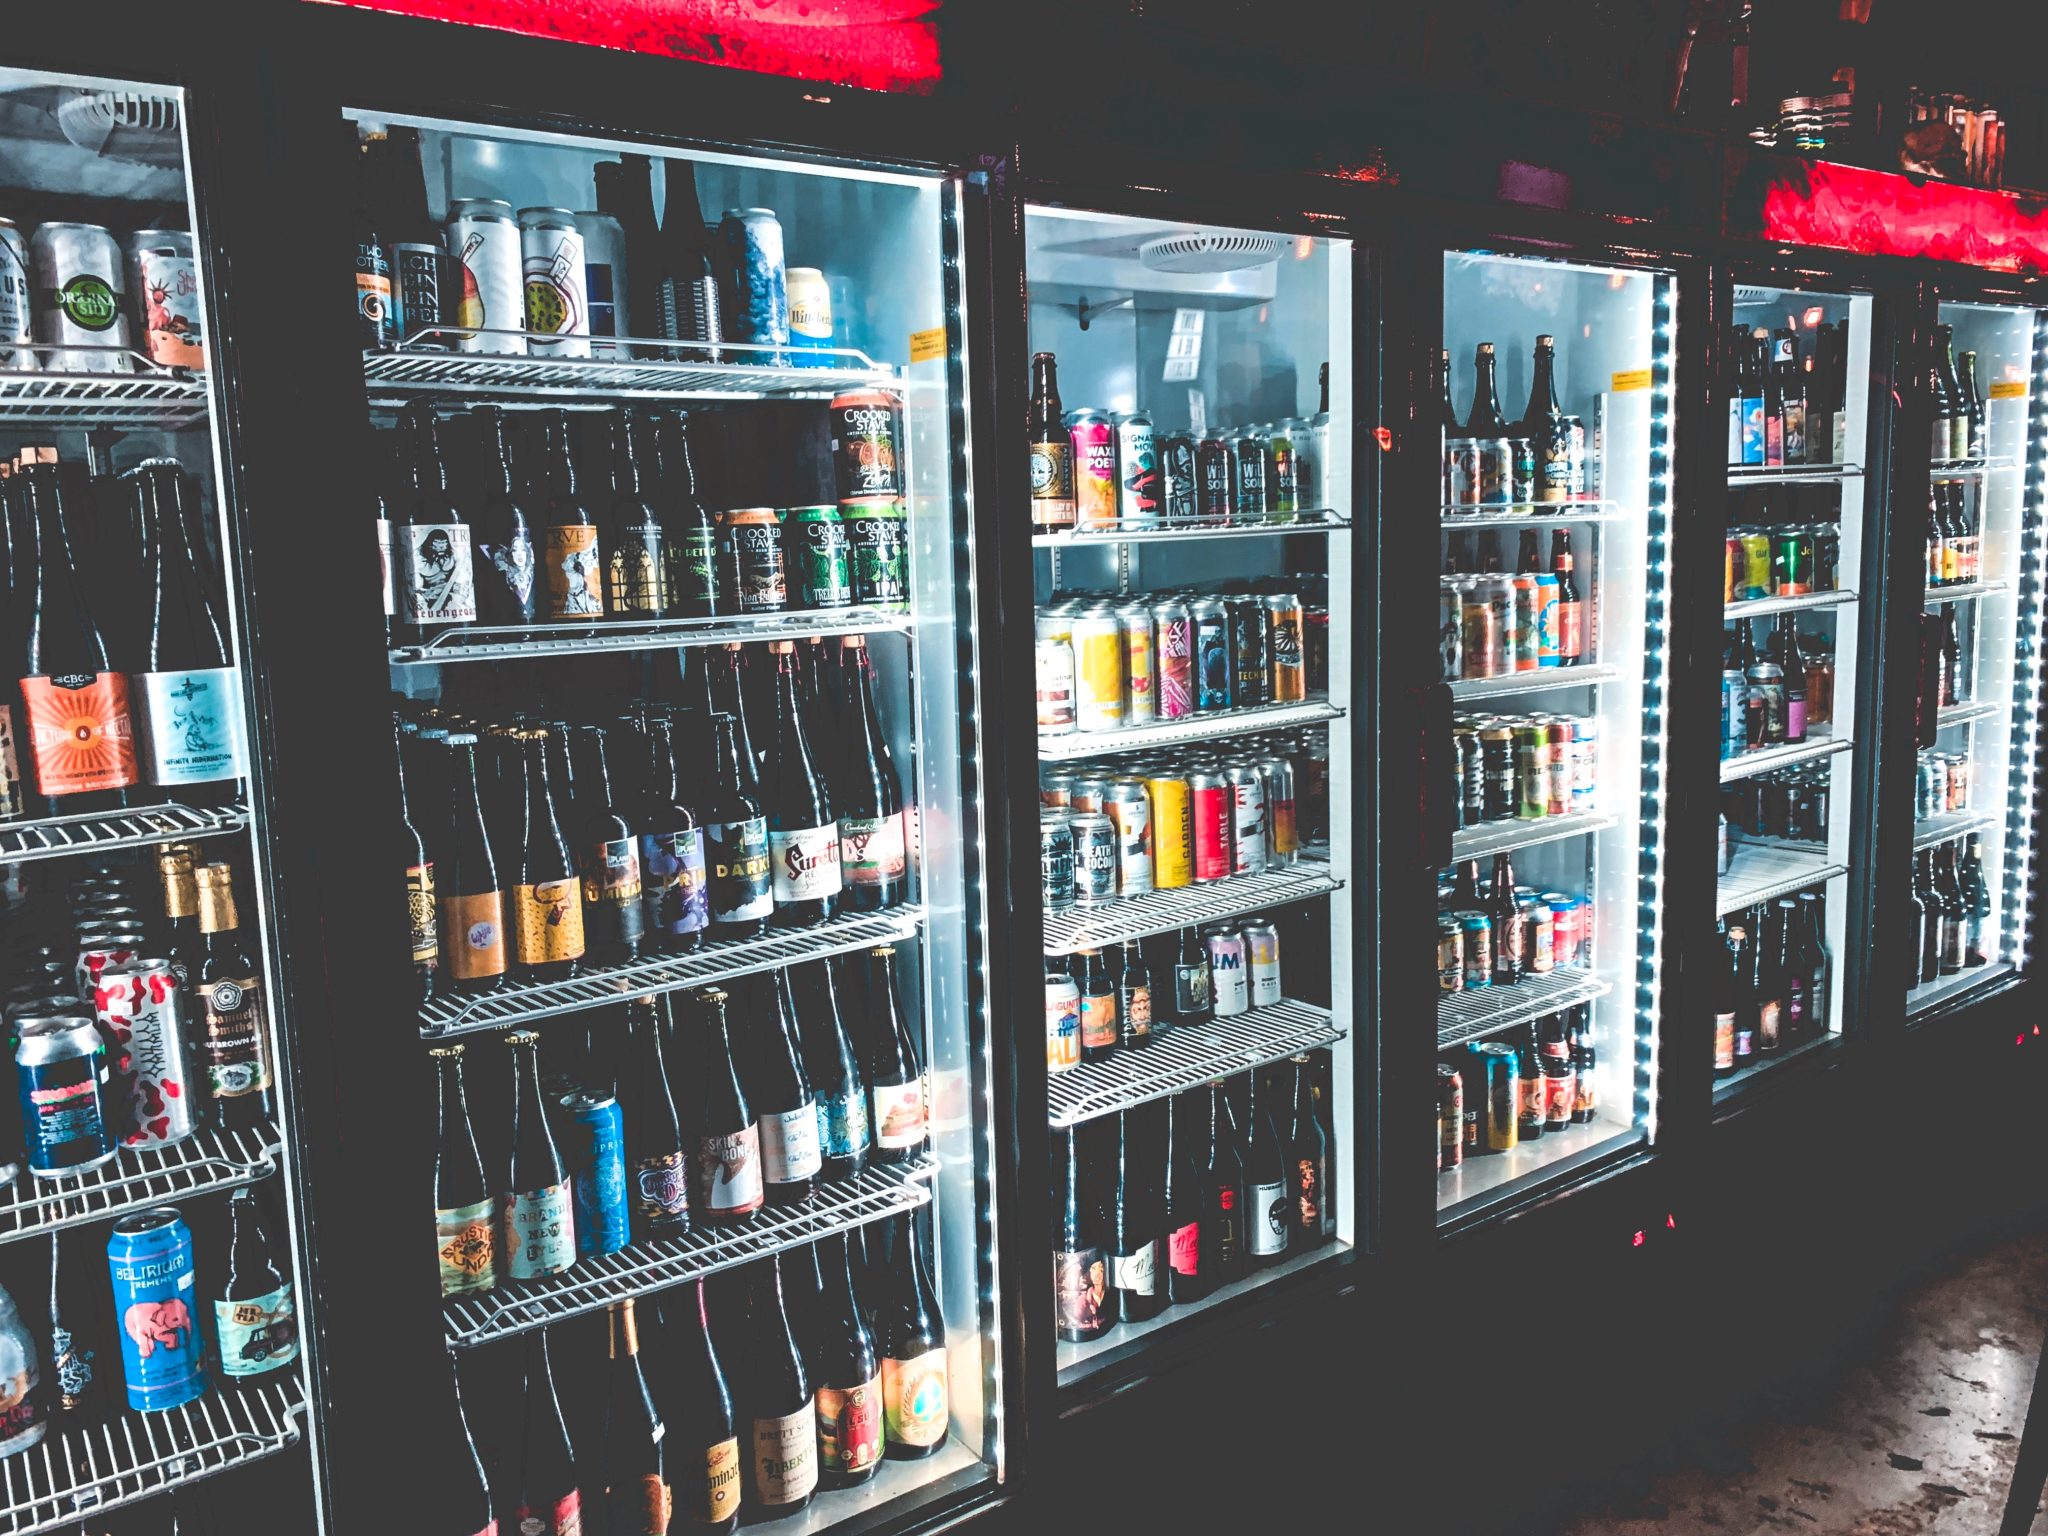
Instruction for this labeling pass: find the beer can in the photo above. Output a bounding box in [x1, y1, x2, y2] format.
[1721, 670, 1747, 759]
[1070, 813, 1117, 905]
[721, 507, 787, 614]
[1543, 720, 1571, 816]
[1438, 915, 1465, 993]
[30, 222, 131, 372]
[1475, 1042, 1519, 1152]
[1478, 727, 1515, 821]
[1192, 599, 1233, 710]
[1447, 438, 1482, 506]
[517, 208, 589, 356]
[1266, 593, 1307, 702]
[1477, 438, 1511, 506]
[561, 1090, 630, 1258]
[1511, 576, 1541, 672]
[1460, 913, 1493, 989]
[1533, 573, 1560, 667]
[573, 211, 629, 353]
[1521, 898, 1555, 975]
[1740, 531, 1772, 600]
[0, 217, 32, 370]
[1040, 772, 1075, 810]
[75, 932, 143, 1007]
[1441, 580, 1466, 679]
[1152, 598, 1195, 719]
[1225, 763, 1268, 877]
[391, 240, 451, 353]
[1040, 812, 1076, 910]
[717, 208, 790, 355]
[1542, 894, 1577, 971]
[1159, 433, 1197, 523]
[447, 199, 527, 353]
[1244, 922, 1282, 1006]
[1455, 728, 1484, 828]
[1115, 412, 1161, 528]
[95, 959, 196, 1149]
[1035, 615, 1077, 734]
[125, 230, 203, 371]
[1774, 528, 1814, 597]
[1105, 783, 1154, 897]
[1917, 756, 1943, 820]
[1283, 416, 1318, 510]
[1118, 605, 1157, 725]
[1046, 972, 1081, 1075]
[1067, 776, 1110, 815]
[1509, 436, 1538, 506]
[1947, 755, 1971, 812]
[1071, 607, 1125, 732]
[1068, 410, 1119, 530]
[1195, 432, 1233, 523]
[1230, 598, 1269, 707]
[1261, 755, 1299, 864]
[1484, 577, 1514, 674]
[784, 505, 853, 610]
[1146, 774, 1194, 890]
[14, 1012, 118, 1177]
[843, 496, 909, 609]
[1461, 588, 1498, 680]
[1569, 718, 1600, 814]
[1233, 432, 1268, 520]
[831, 388, 904, 500]
[1189, 770, 1233, 882]
[1267, 426, 1299, 517]
[1563, 416, 1589, 498]
[1207, 929, 1250, 1017]
[107, 1208, 208, 1411]
[1516, 725, 1549, 819]
[1438, 1063, 1465, 1170]
[786, 265, 834, 364]
[1540, 417, 1574, 502]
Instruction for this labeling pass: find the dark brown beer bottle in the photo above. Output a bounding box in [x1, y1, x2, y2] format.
[745, 1251, 819, 1516]
[1464, 342, 1508, 436]
[625, 995, 689, 1234]
[436, 1357, 495, 1536]
[864, 946, 928, 1165]
[470, 405, 539, 626]
[763, 639, 841, 926]
[438, 733, 508, 992]
[133, 457, 243, 800]
[1243, 1068, 1291, 1266]
[535, 409, 604, 622]
[758, 970, 823, 1206]
[194, 862, 276, 1135]
[1202, 1083, 1247, 1285]
[213, 1186, 298, 1389]
[656, 411, 719, 618]
[1287, 1054, 1331, 1247]
[1163, 1089, 1208, 1303]
[513, 1327, 582, 1535]
[503, 1029, 575, 1280]
[1054, 1125, 1111, 1342]
[603, 1299, 671, 1534]
[1027, 352, 1075, 529]
[876, 1210, 949, 1457]
[691, 988, 764, 1223]
[605, 407, 669, 620]
[794, 956, 870, 1182]
[394, 404, 478, 644]
[396, 714, 438, 1002]
[835, 633, 908, 911]
[512, 729, 586, 981]
[430, 1043, 497, 1298]
[571, 725, 645, 966]
[1109, 1105, 1165, 1324]
[814, 1233, 883, 1487]
[672, 1278, 742, 1531]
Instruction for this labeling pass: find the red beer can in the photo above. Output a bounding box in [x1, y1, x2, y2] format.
[1189, 769, 1232, 882]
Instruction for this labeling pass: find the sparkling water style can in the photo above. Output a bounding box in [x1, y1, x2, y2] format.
[719, 208, 790, 358]
[125, 230, 203, 371]
[1244, 922, 1283, 1006]
[447, 198, 526, 353]
[14, 1012, 118, 1177]
[786, 266, 835, 364]
[107, 1208, 208, 1411]
[518, 207, 590, 356]
[1207, 928, 1250, 1017]
[0, 217, 33, 371]
[562, 1090, 630, 1258]
[95, 959, 197, 1149]
[30, 221, 132, 372]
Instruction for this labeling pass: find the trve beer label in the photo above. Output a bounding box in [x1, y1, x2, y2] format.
[608, 533, 667, 616]
[406, 862, 439, 965]
[512, 880, 584, 965]
[839, 812, 906, 888]
[198, 976, 271, 1100]
[502, 1180, 575, 1280]
[436, 1197, 497, 1295]
[769, 823, 842, 904]
[512, 1489, 580, 1536]
[699, 1438, 741, 1525]
[751, 1403, 819, 1506]
[639, 828, 709, 938]
[214, 1282, 298, 1378]
[478, 530, 536, 614]
[135, 666, 246, 785]
[442, 891, 508, 980]
[816, 1379, 883, 1475]
[872, 1077, 928, 1150]
[706, 816, 774, 924]
[21, 673, 139, 795]
[817, 1087, 870, 1161]
[882, 1348, 950, 1448]
[692, 1125, 764, 1217]
[543, 525, 604, 618]
[760, 1103, 823, 1184]
[399, 523, 478, 625]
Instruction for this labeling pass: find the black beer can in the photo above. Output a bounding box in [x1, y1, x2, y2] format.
[1159, 434, 1197, 525]
[391, 242, 450, 350]
[1195, 432, 1233, 523]
[1228, 597, 1268, 707]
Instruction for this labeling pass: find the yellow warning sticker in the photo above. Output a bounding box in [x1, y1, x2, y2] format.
[909, 327, 946, 365]
[1988, 380, 2028, 400]
[1610, 368, 1653, 393]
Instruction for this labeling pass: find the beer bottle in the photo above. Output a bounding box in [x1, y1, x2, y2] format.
[1516, 528, 1541, 574]
[702, 713, 773, 937]
[436, 1357, 495, 1536]
[396, 716, 438, 1002]
[758, 970, 823, 1206]
[876, 1211, 949, 1457]
[657, 412, 720, 618]
[1539, 1012, 1576, 1132]
[470, 405, 539, 626]
[865, 946, 928, 1166]
[1162, 1090, 1208, 1303]
[349, 122, 395, 348]
[15, 449, 140, 809]
[158, 842, 205, 990]
[1725, 920, 1759, 1065]
[502, 1030, 576, 1280]
[655, 159, 723, 351]
[794, 957, 871, 1183]
[1569, 1007, 1599, 1124]
[514, 1327, 582, 1536]
[438, 733, 508, 992]
[1027, 351, 1076, 531]
[1958, 349, 1987, 461]
[1551, 529, 1582, 666]
[132, 459, 244, 798]
[633, 711, 709, 954]
[369, 433, 398, 644]
[1109, 1105, 1164, 1324]
[670, 1278, 742, 1531]
[745, 1252, 818, 1515]
[692, 988, 765, 1222]
[1287, 1054, 1330, 1246]
[814, 1232, 884, 1486]
[1464, 342, 1507, 437]
[1780, 620, 1808, 744]
[394, 404, 478, 644]
[1520, 334, 1567, 501]
[1054, 1125, 1110, 1342]
[1756, 329, 1784, 467]
[194, 862, 275, 1133]
[511, 730, 586, 981]
[571, 726, 645, 966]
[1075, 947, 1118, 1064]
[535, 408, 605, 621]
[836, 634, 908, 911]
[1775, 329, 1808, 464]
[1936, 324, 1968, 461]
[1959, 835, 1992, 967]
[1201, 1082, 1247, 1285]
[1913, 850, 1941, 986]
[431, 1044, 497, 1297]
[603, 1299, 671, 1534]
[1243, 1069, 1291, 1266]
[626, 996, 690, 1233]
[1170, 925, 1213, 1026]
[605, 408, 669, 620]
[1939, 604, 1965, 706]
[1934, 842, 1968, 976]
[48, 1232, 106, 1432]
[1116, 938, 1153, 1049]
[710, 643, 763, 792]
[596, 154, 660, 353]
[762, 640, 841, 926]
[1437, 346, 1461, 438]
[1515, 1024, 1546, 1143]
[1487, 853, 1523, 985]
[213, 1187, 298, 1388]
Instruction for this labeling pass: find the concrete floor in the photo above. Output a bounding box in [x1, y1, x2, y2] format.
[1560, 1232, 2048, 1536]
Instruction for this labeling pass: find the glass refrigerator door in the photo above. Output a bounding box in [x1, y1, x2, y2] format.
[1436, 252, 1674, 1222]
[1022, 206, 1354, 1385]
[1713, 285, 1871, 1091]
[1, 65, 318, 1526]
[1907, 299, 2048, 1015]
[346, 111, 1003, 1526]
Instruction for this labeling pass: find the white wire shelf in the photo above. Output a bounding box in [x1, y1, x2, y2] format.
[1936, 700, 2003, 730]
[0, 1374, 304, 1535]
[0, 1125, 279, 1246]
[419, 905, 922, 1037]
[1440, 500, 1630, 529]
[1437, 966, 1612, 1051]
[1450, 812, 1618, 864]
[0, 802, 246, 865]
[1447, 664, 1620, 702]
[1032, 509, 1350, 547]
[1719, 735, 1852, 784]
[1912, 808, 1999, 851]
[1037, 699, 1342, 761]
[389, 607, 912, 666]
[1042, 858, 1340, 956]
[1908, 959, 2015, 1018]
[0, 347, 210, 429]
[1724, 589, 1857, 621]
[445, 1156, 935, 1348]
[1046, 999, 1345, 1129]
[1925, 579, 2010, 606]
[363, 331, 899, 406]
[1930, 457, 2017, 479]
[1727, 463, 1865, 485]
[1717, 843, 1848, 916]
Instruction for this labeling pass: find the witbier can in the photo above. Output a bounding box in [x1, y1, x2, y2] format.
[107, 1208, 208, 1411]
[1207, 929, 1249, 1017]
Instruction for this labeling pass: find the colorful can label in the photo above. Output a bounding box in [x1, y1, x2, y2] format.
[882, 1348, 950, 1447]
[564, 1094, 629, 1258]
[830, 390, 903, 498]
[843, 498, 908, 609]
[1116, 414, 1161, 527]
[787, 266, 834, 360]
[1046, 974, 1081, 1073]
[1207, 931, 1249, 1016]
[788, 506, 853, 608]
[1055, 1247, 1107, 1335]
[0, 702, 24, 819]
[521, 217, 589, 353]
[15, 1019, 116, 1175]
[21, 672, 139, 795]
[134, 666, 245, 786]
[503, 1180, 576, 1279]
[214, 1282, 297, 1379]
[1069, 413, 1118, 529]
[96, 962, 196, 1148]
[511, 879, 583, 965]
[723, 511, 787, 614]
[1079, 986, 1118, 1051]
[817, 1378, 884, 1474]
[436, 1198, 498, 1296]
[107, 1210, 207, 1411]
[132, 241, 203, 370]
[707, 816, 775, 924]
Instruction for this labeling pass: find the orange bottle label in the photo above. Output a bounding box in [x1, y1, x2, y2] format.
[20, 673, 139, 795]
[441, 890, 507, 980]
[543, 525, 605, 619]
[512, 879, 585, 964]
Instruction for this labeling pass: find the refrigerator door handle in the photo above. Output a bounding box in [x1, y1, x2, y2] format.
[1916, 611, 1943, 750]
[1421, 681, 1455, 869]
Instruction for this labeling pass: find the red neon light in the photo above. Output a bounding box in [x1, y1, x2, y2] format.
[1631, 1230, 1645, 1248]
[1761, 161, 2048, 275]
[312, 0, 942, 95]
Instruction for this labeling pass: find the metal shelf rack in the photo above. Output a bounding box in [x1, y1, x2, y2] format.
[1440, 500, 1630, 530]
[1912, 808, 2000, 852]
[1719, 735, 1852, 784]
[1032, 509, 1349, 547]
[1717, 843, 1848, 917]
[1723, 589, 1858, 622]
[1726, 463, 1865, 486]
[0, 802, 246, 865]
[1041, 859, 1341, 956]
[0, 348, 210, 430]
[0, 1125, 280, 1245]
[1450, 812, 1618, 864]
[1437, 966, 1613, 1051]
[1447, 664, 1620, 703]
[1047, 1000, 1344, 1128]
[389, 607, 912, 666]
[1037, 700, 1341, 762]
[1924, 579, 2010, 606]
[1936, 699, 2003, 730]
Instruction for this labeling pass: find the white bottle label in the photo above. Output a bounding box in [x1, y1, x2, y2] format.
[1114, 1243, 1158, 1297]
[872, 1077, 928, 1149]
[769, 823, 843, 903]
[135, 665, 246, 786]
[1248, 1180, 1290, 1255]
[760, 1102, 823, 1184]
[398, 522, 478, 624]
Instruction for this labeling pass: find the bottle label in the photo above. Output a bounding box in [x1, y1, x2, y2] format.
[693, 1125, 765, 1217]
[611, 1476, 670, 1535]
[752, 1403, 819, 1506]
[872, 1077, 928, 1150]
[1079, 990, 1118, 1050]
[1212, 1187, 1241, 1267]
[1172, 961, 1211, 1018]
[1114, 1242, 1158, 1297]
[399, 522, 479, 624]
[839, 811, 907, 888]
[639, 827, 709, 937]
[542, 525, 605, 618]
[607, 530, 668, 616]
[632, 1150, 689, 1227]
[761, 1103, 823, 1184]
[377, 517, 396, 618]
[1168, 1220, 1201, 1277]
[436, 1197, 497, 1295]
[701, 1438, 741, 1525]
[1758, 998, 1783, 1049]
[478, 530, 536, 615]
[1783, 400, 1808, 461]
[882, 1347, 950, 1448]
[214, 1282, 298, 1378]
[442, 891, 509, 980]
[134, 666, 246, 785]
[406, 863, 438, 965]
[0, 702, 23, 819]
[707, 816, 774, 923]
[1248, 1179, 1290, 1256]
[198, 975, 272, 1100]
[1122, 983, 1152, 1041]
[816, 1379, 883, 1474]
[817, 1086, 871, 1160]
[679, 525, 718, 609]
[1054, 1247, 1107, 1335]
[1295, 1156, 1324, 1234]
[513, 1490, 580, 1536]
[770, 823, 843, 903]
[580, 837, 645, 916]
[356, 254, 392, 335]
[1713, 1011, 1736, 1070]
[1740, 398, 1764, 464]
[1556, 600, 1583, 660]
[502, 1180, 575, 1279]
[21, 672, 139, 795]
[512, 879, 585, 965]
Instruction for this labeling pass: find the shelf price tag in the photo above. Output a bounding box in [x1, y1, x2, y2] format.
[908, 327, 946, 365]
[1610, 368, 1653, 393]
[1988, 380, 2028, 400]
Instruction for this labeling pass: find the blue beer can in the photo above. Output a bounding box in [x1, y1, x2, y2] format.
[1721, 670, 1747, 759]
[718, 208, 789, 359]
[107, 1207, 208, 1411]
[14, 1011, 118, 1178]
[561, 1090, 630, 1257]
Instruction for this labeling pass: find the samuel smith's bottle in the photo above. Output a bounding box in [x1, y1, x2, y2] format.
[1027, 351, 1076, 531]
[194, 862, 276, 1134]
[501, 1030, 576, 1280]
[430, 1043, 497, 1297]
[212, 1187, 298, 1388]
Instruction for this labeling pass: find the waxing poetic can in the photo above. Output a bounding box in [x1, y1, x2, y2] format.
[1068, 410, 1118, 530]
[1152, 598, 1195, 720]
[95, 959, 196, 1149]
[1040, 812, 1076, 911]
[1189, 770, 1232, 882]
[107, 1208, 208, 1412]
[14, 1013, 118, 1177]
[446, 198, 525, 353]
[830, 389, 904, 499]
[1069, 813, 1117, 905]
[517, 207, 589, 357]
[561, 1090, 631, 1258]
